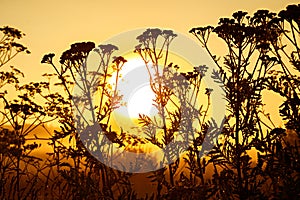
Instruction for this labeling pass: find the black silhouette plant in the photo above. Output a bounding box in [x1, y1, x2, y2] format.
[189, 5, 300, 200]
[134, 28, 215, 198]
[258, 5, 300, 198]
[0, 26, 30, 67]
[134, 30, 182, 187]
[41, 41, 146, 199]
[0, 26, 53, 200]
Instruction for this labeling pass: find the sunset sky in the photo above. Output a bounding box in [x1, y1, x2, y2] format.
[1, 0, 298, 82]
[1, 1, 299, 196]
[0, 0, 298, 129]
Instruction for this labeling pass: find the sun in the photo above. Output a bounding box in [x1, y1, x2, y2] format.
[127, 83, 157, 119]
[110, 55, 158, 121]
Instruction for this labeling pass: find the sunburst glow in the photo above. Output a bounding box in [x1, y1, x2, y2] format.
[127, 83, 157, 118]
[111, 56, 158, 120]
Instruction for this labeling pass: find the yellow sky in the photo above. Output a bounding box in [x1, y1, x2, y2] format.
[0, 0, 297, 128]
[0, 0, 298, 82]
[0, 1, 296, 184]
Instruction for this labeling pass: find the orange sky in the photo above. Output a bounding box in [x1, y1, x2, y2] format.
[0, 0, 298, 82]
[0, 0, 297, 128]
[0, 1, 297, 193]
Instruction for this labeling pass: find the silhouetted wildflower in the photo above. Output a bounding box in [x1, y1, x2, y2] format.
[41, 53, 55, 64]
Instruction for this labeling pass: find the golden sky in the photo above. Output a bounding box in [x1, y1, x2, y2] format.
[0, 0, 298, 82]
[0, 0, 297, 129]
[0, 1, 297, 187]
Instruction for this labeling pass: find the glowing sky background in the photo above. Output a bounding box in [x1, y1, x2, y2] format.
[0, 0, 298, 82]
[0, 0, 299, 127]
[1, 0, 299, 195]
